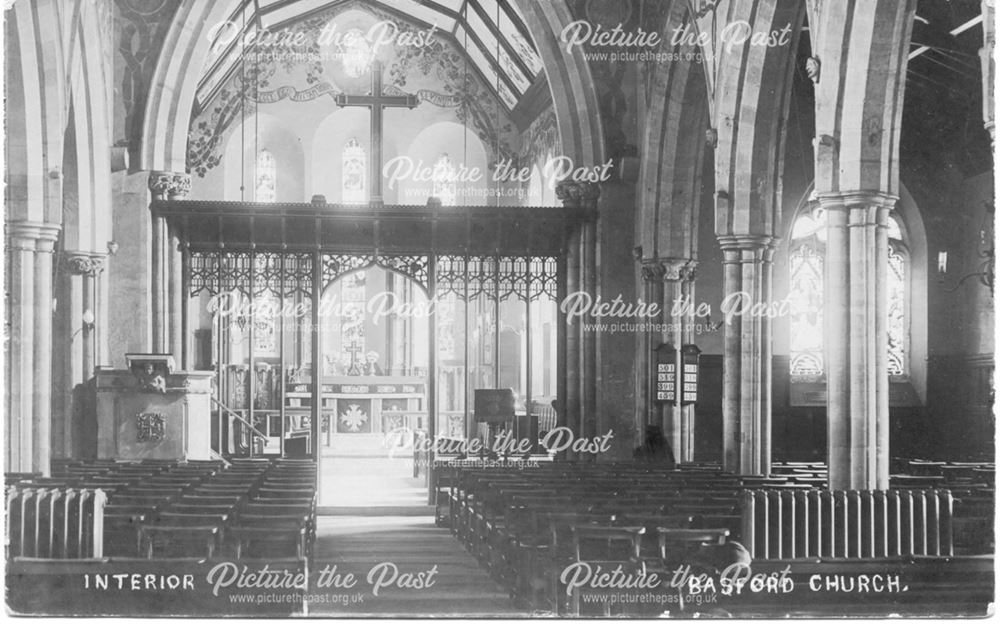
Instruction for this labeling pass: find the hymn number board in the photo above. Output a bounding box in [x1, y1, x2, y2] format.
[654, 344, 701, 405]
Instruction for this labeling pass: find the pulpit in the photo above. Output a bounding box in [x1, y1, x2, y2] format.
[95, 354, 215, 461]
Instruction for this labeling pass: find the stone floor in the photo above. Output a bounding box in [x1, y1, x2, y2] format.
[306, 516, 522, 616]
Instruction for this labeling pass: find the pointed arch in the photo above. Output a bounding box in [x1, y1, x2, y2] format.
[7, 0, 68, 223]
[140, 0, 238, 172]
[812, 0, 916, 195]
[512, 0, 605, 166]
[638, 0, 709, 263]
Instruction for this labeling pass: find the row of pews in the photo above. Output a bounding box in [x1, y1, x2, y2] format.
[893, 458, 995, 556]
[8, 458, 317, 559]
[436, 460, 994, 617]
[6, 458, 318, 616]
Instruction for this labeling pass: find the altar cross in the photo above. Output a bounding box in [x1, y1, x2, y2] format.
[335, 61, 419, 205]
[346, 340, 364, 376]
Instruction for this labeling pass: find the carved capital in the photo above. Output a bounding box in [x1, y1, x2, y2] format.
[705, 127, 718, 148]
[148, 171, 192, 200]
[63, 252, 107, 276]
[640, 261, 666, 282]
[659, 258, 699, 282]
[642, 258, 698, 282]
[679, 260, 698, 282]
[805, 56, 821, 83]
[555, 180, 601, 208]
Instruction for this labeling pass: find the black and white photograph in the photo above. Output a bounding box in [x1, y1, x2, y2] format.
[3, 0, 996, 618]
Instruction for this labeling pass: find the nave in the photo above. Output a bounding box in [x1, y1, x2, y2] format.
[307, 516, 519, 616]
[6, 456, 994, 617]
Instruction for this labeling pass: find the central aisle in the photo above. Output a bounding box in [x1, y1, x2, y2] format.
[306, 516, 524, 616]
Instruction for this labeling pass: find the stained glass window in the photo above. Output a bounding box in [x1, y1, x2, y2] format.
[788, 210, 909, 380]
[432, 153, 457, 206]
[887, 243, 908, 376]
[342, 138, 366, 204]
[788, 242, 825, 380]
[255, 150, 276, 203]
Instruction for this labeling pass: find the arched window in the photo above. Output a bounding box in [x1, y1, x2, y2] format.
[432, 153, 457, 206]
[254, 150, 276, 202]
[788, 207, 909, 381]
[342, 138, 366, 204]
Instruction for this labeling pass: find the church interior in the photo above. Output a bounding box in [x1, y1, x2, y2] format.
[4, 0, 996, 618]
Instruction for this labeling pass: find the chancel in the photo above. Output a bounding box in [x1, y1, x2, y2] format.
[4, 0, 995, 619]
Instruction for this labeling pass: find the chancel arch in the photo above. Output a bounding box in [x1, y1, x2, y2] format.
[5, 0, 999, 617]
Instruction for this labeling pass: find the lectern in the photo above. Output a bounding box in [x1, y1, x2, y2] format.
[95, 354, 215, 461]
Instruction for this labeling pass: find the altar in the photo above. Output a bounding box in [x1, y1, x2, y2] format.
[283, 376, 426, 449]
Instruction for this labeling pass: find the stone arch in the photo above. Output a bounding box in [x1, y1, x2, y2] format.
[705, 0, 806, 237]
[140, 1, 235, 173]
[510, 0, 605, 166]
[638, 0, 710, 264]
[141, 1, 605, 178]
[6, 0, 67, 224]
[812, 1, 916, 195]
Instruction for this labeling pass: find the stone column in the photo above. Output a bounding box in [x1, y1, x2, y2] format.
[8, 225, 38, 472]
[556, 181, 601, 460]
[169, 223, 183, 362]
[717, 235, 776, 475]
[674, 261, 698, 463]
[982, 0, 996, 146]
[637, 259, 666, 431]
[148, 171, 190, 356]
[6, 221, 61, 475]
[820, 192, 895, 490]
[59, 252, 107, 459]
[657, 259, 699, 462]
[63, 253, 107, 378]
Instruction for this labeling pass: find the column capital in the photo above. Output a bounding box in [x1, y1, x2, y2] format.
[555, 180, 601, 208]
[716, 234, 777, 252]
[815, 190, 898, 211]
[148, 171, 192, 200]
[6, 221, 61, 250]
[640, 261, 666, 282]
[63, 251, 107, 276]
[640, 258, 698, 282]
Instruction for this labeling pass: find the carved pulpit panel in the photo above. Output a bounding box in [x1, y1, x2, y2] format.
[96, 354, 214, 461]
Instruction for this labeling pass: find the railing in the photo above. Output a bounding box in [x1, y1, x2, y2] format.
[741, 488, 954, 559]
[211, 397, 270, 459]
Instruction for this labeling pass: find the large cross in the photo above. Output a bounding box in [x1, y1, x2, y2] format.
[335, 61, 419, 206]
